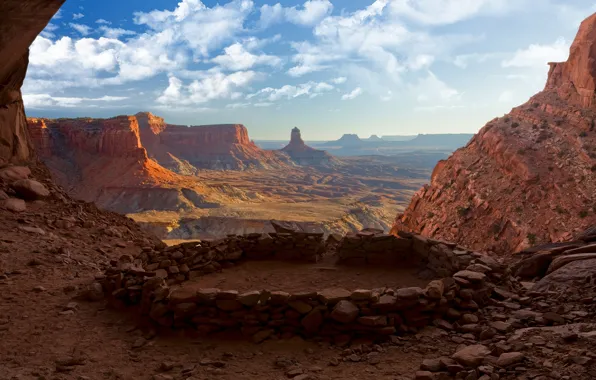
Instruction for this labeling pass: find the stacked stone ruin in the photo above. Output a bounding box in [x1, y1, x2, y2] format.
[100, 225, 514, 344]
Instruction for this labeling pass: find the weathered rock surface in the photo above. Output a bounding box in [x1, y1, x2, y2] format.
[392, 13, 596, 254]
[26, 116, 219, 213]
[0, 0, 65, 164]
[280, 127, 336, 166]
[135, 112, 291, 171]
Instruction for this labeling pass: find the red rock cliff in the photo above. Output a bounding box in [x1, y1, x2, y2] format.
[26, 116, 217, 213]
[281, 127, 335, 166]
[0, 0, 65, 164]
[392, 13, 596, 254]
[135, 112, 291, 171]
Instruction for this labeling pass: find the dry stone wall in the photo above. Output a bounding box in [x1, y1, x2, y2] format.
[99, 226, 505, 343]
[127, 231, 326, 283]
[336, 229, 480, 277]
[101, 258, 506, 343]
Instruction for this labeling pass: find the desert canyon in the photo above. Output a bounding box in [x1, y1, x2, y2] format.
[0, 1, 596, 380]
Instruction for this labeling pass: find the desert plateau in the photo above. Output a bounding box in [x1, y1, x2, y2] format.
[1, 1, 596, 380]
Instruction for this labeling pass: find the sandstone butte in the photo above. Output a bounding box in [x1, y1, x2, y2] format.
[26, 116, 220, 214]
[134, 111, 291, 172]
[281, 127, 336, 166]
[392, 13, 596, 254]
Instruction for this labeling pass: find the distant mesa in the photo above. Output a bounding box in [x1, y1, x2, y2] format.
[135, 112, 290, 172]
[26, 115, 219, 214]
[281, 127, 336, 166]
[366, 134, 384, 142]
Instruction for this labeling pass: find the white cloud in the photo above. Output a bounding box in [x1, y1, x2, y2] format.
[408, 54, 435, 70]
[412, 72, 460, 103]
[73, 13, 85, 20]
[341, 87, 362, 100]
[498, 90, 514, 103]
[40, 23, 59, 38]
[98, 26, 137, 39]
[96, 19, 111, 24]
[453, 53, 498, 68]
[211, 43, 282, 71]
[259, 0, 333, 28]
[23, 94, 128, 108]
[69, 23, 92, 36]
[254, 102, 273, 107]
[248, 80, 334, 101]
[388, 0, 517, 25]
[157, 71, 256, 105]
[502, 37, 570, 68]
[226, 102, 251, 109]
[133, 0, 253, 58]
[331, 77, 347, 84]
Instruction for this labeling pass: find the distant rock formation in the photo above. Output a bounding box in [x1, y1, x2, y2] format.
[27, 116, 220, 213]
[366, 135, 384, 142]
[0, 0, 64, 164]
[331, 134, 363, 147]
[392, 13, 596, 254]
[280, 127, 335, 166]
[135, 112, 290, 172]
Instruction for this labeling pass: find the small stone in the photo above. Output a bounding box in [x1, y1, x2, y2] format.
[252, 329, 273, 343]
[132, 337, 147, 348]
[64, 302, 78, 311]
[452, 345, 491, 367]
[330, 300, 359, 323]
[0, 198, 26, 212]
[496, 352, 524, 367]
[328, 357, 340, 366]
[461, 314, 479, 324]
[543, 312, 565, 324]
[33, 285, 46, 292]
[421, 358, 442, 372]
[10, 179, 50, 200]
[158, 362, 175, 372]
[415, 371, 435, 380]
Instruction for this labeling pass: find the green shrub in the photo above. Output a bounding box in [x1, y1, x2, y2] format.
[527, 233, 537, 245]
[579, 210, 588, 218]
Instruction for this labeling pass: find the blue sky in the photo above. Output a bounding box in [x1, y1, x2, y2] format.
[23, 0, 596, 140]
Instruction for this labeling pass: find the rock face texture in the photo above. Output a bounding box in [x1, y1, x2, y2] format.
[26, 116, 217, 213]
[392, 13, 596, 254]
[281, 127, 335, 166]
[136, 112, 290, 172]
[0, 0, 65, 164]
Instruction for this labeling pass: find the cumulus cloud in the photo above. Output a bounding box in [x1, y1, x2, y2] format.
[502, 37, 570, 68]
[259, 0, 333, 28]
[211, 43, 282, 71]
[23, 94, 128, 108]
[96, 19, 111, 24]
[157, 71, 256, 105]
[388, 0, 517, 25]
[73, 13, 84, 20]
[412, 72, 460, 103]
[69, 23, 92, 36]
[331, 77, 347, 84]
[98, 26, 137, 39]
[341, 87, 362, 100]
[133, 0, 253, 58]
[247, 81, 334, 101]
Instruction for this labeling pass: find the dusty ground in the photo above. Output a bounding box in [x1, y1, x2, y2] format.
[0, 169, 449, 380]
[185, 259, 429, 293]
[129, 158, 430, 240]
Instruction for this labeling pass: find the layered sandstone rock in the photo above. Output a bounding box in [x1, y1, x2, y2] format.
[0, 0, 65, 164]
[392, 13, 596, 254]
[281, 127, 336, 166]
[26, 116, 218, 213]
[136, 112, 291, 172]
